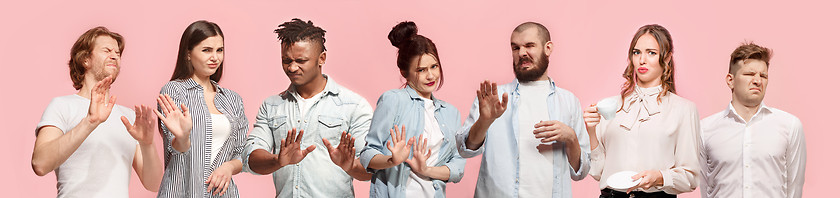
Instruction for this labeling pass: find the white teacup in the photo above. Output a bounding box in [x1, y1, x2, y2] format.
[596, 97, 619, 120]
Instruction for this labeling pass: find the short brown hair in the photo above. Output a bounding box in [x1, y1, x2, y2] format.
[729, 42, 772, 74]
[68, 26, 124, 90]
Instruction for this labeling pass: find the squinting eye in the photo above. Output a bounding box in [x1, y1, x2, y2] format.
[282, 59, 292, 64]
[202, 49, 211, 52]
[217, 48, 224, 52]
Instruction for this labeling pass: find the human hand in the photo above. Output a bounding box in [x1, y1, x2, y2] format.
[627, 170, 664, 193]
[154, 94, 192, 139]
[533, 120, 576, 144]
[275, 128, 316, 167]
[405, 134, 431, 176]
[323, 131, 356, 172]
[583, 104, 601, 135]
[385, 125, 414, 166]
[206, 163, 234, 196]
[87, 76, 116, 124]
[476, 80, 508, 121]
[122, 105, 157, 145]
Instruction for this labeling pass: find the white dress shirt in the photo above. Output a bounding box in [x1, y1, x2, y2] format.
[700, 103, 806, 198]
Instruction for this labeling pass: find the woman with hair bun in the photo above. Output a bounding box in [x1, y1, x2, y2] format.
[359, 21, 466, 198]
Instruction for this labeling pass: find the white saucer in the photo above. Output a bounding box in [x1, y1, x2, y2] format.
[606, 171, 641, 190]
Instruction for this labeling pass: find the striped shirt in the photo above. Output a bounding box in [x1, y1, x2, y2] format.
[157, 78, 248, 198]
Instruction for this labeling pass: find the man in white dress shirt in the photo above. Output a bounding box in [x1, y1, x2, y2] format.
[699, 42, 806, 198]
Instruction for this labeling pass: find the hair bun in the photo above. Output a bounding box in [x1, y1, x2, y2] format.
[388, 21, 417, 47]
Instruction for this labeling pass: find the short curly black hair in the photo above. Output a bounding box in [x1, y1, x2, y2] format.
[274, 18, 326, 52]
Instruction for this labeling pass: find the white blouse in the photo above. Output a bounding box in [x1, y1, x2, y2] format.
[589, 86, 702, 195]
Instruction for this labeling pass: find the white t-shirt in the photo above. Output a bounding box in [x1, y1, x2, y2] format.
[210, 113, 232, 163]
[516, 80, 554, 197]
[405, 98, 444, 198]
[36, 94, 137, 198]
[294, 91, 324, 118]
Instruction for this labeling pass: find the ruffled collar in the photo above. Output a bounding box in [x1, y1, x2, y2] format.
[618, 85, 664, 130]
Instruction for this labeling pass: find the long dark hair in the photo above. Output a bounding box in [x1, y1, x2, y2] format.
[170, 20, 225, 82]
[387, 21, 444, 90]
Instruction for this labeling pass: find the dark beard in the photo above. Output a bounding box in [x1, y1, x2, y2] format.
[513, 53, 548, 82]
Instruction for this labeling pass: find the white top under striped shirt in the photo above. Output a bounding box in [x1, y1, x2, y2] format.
[210, 113, 232, 163]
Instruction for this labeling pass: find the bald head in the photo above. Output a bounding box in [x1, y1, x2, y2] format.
[513, 22, 551, 44]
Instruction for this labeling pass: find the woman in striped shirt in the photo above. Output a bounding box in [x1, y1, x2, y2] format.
[155, 20, 248, 198]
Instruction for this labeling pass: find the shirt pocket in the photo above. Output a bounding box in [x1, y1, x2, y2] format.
[317, 115, 346, 145]
[269, 115, 288, 153]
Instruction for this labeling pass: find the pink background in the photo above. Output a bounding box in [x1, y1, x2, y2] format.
[2, 0, 836, 197]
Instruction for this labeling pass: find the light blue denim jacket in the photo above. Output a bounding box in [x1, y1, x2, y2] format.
[360, 87, 466, 198]
[455, 78, 591, 198]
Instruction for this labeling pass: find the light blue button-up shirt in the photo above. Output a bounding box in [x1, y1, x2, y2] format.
[360, 87, 466, 198]
[243, 75, 373, 198]
[456, 78, 590, 198]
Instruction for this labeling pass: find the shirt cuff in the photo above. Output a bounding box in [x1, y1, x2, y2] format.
[660, 169, 674, 190]
[456, 134, 484, 158]
[359, 148, 382, 173]
[570, 150, 590, 180]
[242, 143, 261, 175]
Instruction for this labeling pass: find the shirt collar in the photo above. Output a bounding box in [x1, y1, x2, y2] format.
[284, 74, 340, 98]
[403, 85, 445, 110]
[512, 77, 557, 96]
[182, 78, 227, 96]
[725, 102, 772, 123]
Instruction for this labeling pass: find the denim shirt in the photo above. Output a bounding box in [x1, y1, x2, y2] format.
[455, 78, 591, 198]
[243, 75, 373, 198]
[360, 87, 467, 198]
